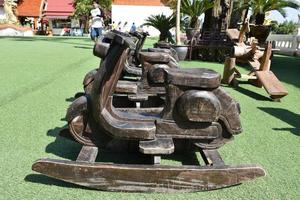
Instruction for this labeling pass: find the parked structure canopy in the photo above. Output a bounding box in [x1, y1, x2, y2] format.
[17, 0, 44, 17]
[43, 0, 74, 19]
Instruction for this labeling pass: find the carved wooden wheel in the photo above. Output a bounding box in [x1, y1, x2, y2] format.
[194, 128, 233, 150]
[68, 114, 97, 147]
[194, 137, 232, 150]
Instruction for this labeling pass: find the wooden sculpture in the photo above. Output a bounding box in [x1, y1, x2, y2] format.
[78, 30, 179, 105]
[223, 21, 288, 101]
[188, 0, 234, 62]
[32, 34, 265, 192]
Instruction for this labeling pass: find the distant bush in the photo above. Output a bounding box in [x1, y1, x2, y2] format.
[271, 21, 297, 35]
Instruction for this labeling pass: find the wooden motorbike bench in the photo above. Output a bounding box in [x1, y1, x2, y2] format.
[33, 34, 265, 192]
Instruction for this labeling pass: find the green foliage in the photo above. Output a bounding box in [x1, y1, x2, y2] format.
[236, 0, 300, 25]
[73, 0, 92, 19]
[181, 0, 214, 28]
[271, 21, 297, 34]
[99, 0, 113, 9]
[161, 0, 177, 9]
[72, 0, 112, 19]
[144, 14, 176, 42]
[249, 0, 299, 17]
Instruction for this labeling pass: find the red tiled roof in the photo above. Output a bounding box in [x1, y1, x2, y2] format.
[43, 0, 74, 19]
[18, 0, 43, 17]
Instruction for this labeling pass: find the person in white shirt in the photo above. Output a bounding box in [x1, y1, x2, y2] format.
[90, 1, 103, 41]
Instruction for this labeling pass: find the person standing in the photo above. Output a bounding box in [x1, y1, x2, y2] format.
[90, 1, 103, 42]
[130, 22, 136, 33]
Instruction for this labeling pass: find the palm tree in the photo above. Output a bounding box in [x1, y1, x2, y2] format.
[181, 0, 214, 29]
[248, 0, 300, 25]
[176, 0, 181, 44]
[160, 0, 182, 44]
[144, 14, 176, 43]
[230, 0, 250, 28]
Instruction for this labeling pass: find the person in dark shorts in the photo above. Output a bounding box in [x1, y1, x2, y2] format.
[90, 1, 103, 42]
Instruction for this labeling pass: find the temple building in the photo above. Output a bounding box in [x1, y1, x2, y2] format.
[42, 0, 75, 35]
[0, 0, 5, 20]
[17, 0, 44, 30]
[111, 0, 173, 36]
[16, 0, 75, 35]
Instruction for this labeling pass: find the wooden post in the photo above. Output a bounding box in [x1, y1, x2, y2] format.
[41, 18, 44, 32]
[222, 57, 236, 84]
[34, 17, 38, 31]
[238, 19, 250, 43]
[259, 41, 272, 71]
[48, 19, 53, 36]
[176, 0, 181, 45]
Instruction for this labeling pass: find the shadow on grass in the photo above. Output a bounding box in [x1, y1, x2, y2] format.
[74, 46, 93, 50]
[65, 97, 76, 102]
[222, 82, 271, 101]
[258, 107, 300, 136]
[164, 152, 201, 166]
[46, 126, 82, 160]
[66, 92, 85, 102]
[44, 126, 151, 164]
[233, 84, 271, 101]
[271, 55, 300, 89]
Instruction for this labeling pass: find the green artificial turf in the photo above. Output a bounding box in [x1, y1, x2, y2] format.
[0, 36, 299, 200]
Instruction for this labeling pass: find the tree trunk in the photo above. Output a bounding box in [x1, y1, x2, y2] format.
[190, 16, 199, 29]
[84, 15, 89, 33]
[255, 13, 265, 25]
[176, 0, 181, 45]
[160, 32, 168, 42]
[230, 2, 247, 28]
[202, 0, 233, 33]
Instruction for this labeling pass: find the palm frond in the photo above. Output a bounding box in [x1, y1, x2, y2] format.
[181, 0, 214, 28]
[144, 14, 176, 33]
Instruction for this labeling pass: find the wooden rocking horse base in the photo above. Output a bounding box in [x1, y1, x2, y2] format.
[32, 146, 265, 192]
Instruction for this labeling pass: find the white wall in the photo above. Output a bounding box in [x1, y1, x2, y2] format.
[0, 28, 34, 36]
[0, 7, 6, 20]
[268, 30, 300, 57]
[111, 5, 173, 36]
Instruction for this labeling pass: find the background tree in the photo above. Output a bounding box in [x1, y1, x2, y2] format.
[161, 0, 181, 44]
[252, 0, 299, 25]
[230, 0, 249, 28]
[181, 0, 214, 29]
[271, 21, 297, 34]
[144, 14, 176, 43]
[202, 0, 233, 33]
[72, 0, 112, 33]
[161, 0, 177, 9]
[237, 0, 300, 25]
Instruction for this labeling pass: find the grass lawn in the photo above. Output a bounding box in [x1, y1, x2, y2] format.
[0, 36, 299, 200]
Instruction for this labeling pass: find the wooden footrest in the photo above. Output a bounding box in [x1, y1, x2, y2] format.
[139, 138, 174, 155]
[116, 80, 137, 94]
[255, 71, 288, 99]
[128, 93, 149, 101]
